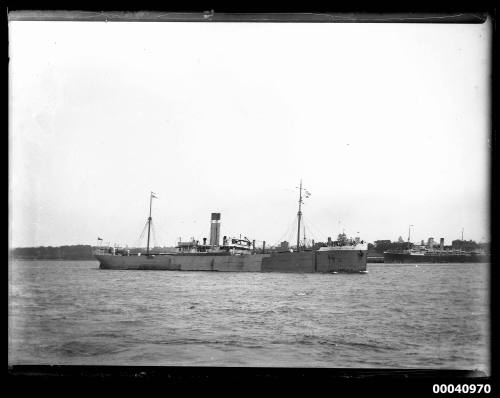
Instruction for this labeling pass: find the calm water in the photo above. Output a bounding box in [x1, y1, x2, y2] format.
[8, 261, 489, 372]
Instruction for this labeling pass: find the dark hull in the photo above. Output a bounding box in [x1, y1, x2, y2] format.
[96, 249, 367, 273]
[367, 257, 384, 263]
[384, 253, 490, 263]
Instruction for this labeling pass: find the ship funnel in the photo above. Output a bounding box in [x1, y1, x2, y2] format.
[440, 238, 444, 250]
[210, 213, 221, 247]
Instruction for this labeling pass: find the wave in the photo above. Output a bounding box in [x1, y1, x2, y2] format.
[267, 335, 338, 347]
[147, 337, 266, 349]
[54, 341, 127, 357]
[339, 340, 399, 352]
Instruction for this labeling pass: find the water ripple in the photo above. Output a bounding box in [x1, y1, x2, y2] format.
[8, 260, 489, 371]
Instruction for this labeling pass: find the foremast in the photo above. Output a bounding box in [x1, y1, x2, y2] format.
[146, 191, 158, 256]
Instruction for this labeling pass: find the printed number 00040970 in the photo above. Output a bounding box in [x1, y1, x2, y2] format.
[433, 384, 491, 394]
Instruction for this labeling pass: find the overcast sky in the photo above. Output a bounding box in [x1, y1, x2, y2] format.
[9, 20, 491, 248]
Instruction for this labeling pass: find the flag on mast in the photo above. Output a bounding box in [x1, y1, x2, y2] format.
[97, 237, 103, 241]
[151, 192, 159, 199]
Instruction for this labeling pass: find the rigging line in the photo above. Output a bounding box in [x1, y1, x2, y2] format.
[273, 216, 295, 246]
[137, 220, 149, 248]
[305, 225, 317, 244]
[300, 216, 314, 246]
[300, 214, 316, 236]
[306, 220, 321, 241]
[303, 215, 328, 241]
[138, 219, 149, 239]
[275, 214, 299, 246]
[152, 219, 167, 244]
[300, 215, 316, 240]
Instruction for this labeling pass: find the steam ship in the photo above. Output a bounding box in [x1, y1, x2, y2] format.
[384, 249, 489, 263]
[95, 181, 368, 273]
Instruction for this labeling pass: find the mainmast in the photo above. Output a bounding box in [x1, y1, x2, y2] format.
[296, 179, 303, 251]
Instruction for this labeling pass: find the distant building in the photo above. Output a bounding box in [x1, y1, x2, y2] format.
[451, 239, 480, 252]
[280, 241, 289, 249]
[479, 242, 490, 253]
[398, 236, 404, 243]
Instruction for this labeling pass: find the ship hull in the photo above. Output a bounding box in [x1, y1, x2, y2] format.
[384, 253, 490, 263]
[96, 249, 367, 273]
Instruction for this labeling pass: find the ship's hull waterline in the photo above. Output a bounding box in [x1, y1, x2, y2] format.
[96, 249, 367, 273]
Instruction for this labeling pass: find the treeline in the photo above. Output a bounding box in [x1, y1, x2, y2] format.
[10, 245, 177, 260]
[11, 245, 94, 260]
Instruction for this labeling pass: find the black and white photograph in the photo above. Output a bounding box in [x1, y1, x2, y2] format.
[8, 11, 492, 384]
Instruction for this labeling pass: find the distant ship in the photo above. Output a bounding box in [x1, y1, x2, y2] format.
[384, 248, 490, 263]
[95, 181, 368, 273]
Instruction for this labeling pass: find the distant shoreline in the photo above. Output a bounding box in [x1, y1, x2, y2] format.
[11, 258, 489, 265]
[11, 258, 97, 261]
